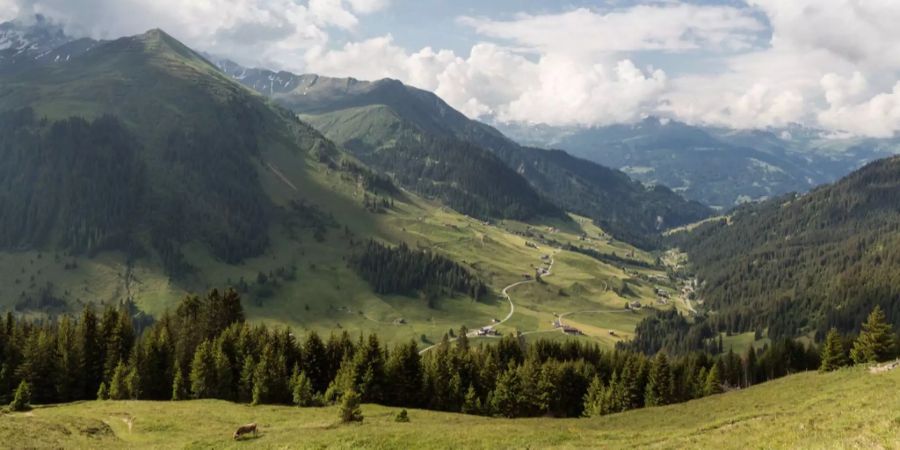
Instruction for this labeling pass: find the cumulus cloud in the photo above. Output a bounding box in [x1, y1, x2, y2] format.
[10, 0, 387, 71]
[818, 74, 900, 138]
[304, 35, 666, 125]
[6, 0, 900, 136]
[0, 0, 17, 22]
[459, 5, 763, 57]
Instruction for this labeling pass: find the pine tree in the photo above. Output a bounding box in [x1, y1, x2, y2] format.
[339, 388, 363, 423]
[325, 355, 358, 404]
[125, 363, 141, 400]
[489, 366, 522, 418]
[644, 352, 673, 407]
[238, 356, 256, 403]
[108, 361, 129, 400]
[10, 380, 31, 411]
[97, 382, 109, 400]
[744, 348, 758, 387]
[850, 306, 897, 364]
[704, 364, 723, 396]
[172, 368, 187, 401]
[189, 341, 216, 399]
[386, 340, 422, 407]
[461, 384, 481, 415]
[79, 305, 104, 400]
[213, 345, 233, 400]
[55, 316, 82, 402]
[582, 376, 606, 417]
[819, 328, 848, 372]
[290, 368, 314, 407]
[302, 332, 329, 394]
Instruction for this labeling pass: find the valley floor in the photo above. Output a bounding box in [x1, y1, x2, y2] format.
[3, 366, 897, 449]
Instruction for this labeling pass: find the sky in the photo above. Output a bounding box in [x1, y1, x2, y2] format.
[3, 0, 900, 137]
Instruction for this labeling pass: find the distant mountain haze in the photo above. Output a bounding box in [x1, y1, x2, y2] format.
[497, 117, 900, 209]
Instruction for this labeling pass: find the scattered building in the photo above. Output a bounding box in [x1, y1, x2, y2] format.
[477, 327, 500, 336]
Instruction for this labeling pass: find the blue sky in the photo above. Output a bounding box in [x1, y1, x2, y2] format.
[4, 0, 900, 136]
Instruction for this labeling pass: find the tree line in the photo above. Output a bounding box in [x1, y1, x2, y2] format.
[5, 289, 893, 416]
[349, 240, 488, 302]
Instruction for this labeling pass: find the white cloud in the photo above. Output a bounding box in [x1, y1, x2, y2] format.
[459, 5, 763, 57]
[657, 0, 900, 134]
[346, 0, 388, 15]
[0, 0, 17, 22]
[818, 74, 900, 138]
[304, 36, 666, 125]
[8, 0, 900, 136]
[10, 0, 387, 73]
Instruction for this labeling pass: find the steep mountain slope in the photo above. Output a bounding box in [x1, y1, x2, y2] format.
[216, 61, 711, 248]
[668, 155, 900, 341]
[0, 29, 335, 271]
[215, 60, 562, 221]
[305, 105, 561, 220]
[500, 118, 898, 209]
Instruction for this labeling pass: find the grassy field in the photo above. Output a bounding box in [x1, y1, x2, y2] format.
[2, 365, 897, 449]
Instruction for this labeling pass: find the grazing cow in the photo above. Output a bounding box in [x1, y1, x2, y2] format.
[233, 423, 257, 440]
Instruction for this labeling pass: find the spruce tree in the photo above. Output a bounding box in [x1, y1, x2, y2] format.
[79, 305, 104, 399]
[10, 380, 31, 411]
[644, 352, 673, 407]
[339, 388, 363, 423]
[819, 328, 848, 372]
[125, 363, 141, 400]
[172, 368, 187, 401]
[189, 341, 216, 399]
[704, 364, 723, 396]
[582, 376, 605, 417]
[302, 332, 328, 394]
[238, 356, 256, 403]
[489, 366, 522, 418]
[108, 361, 129, 400]
[850, 306, 897, 364]
[97, 382, 109, 400]
[291, 368, 314, 407]
[213, 345, 233, 400]
[462, 384, 481, 415]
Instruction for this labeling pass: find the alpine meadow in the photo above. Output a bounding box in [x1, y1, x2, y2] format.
[0, 3, 898, 450]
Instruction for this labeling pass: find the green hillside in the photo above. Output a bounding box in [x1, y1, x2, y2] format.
[662, 156, 900, 347]
[303, 105, 563, 221]
[217, 65, 712, 249]
[3, 366, 896, 449]
[0, 28, 675, 348]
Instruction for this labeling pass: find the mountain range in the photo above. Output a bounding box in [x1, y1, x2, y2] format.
[213, 57, 711, 248]
[498, 118, 900, 209]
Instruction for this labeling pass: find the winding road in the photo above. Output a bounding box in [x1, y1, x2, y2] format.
[419, 249, 558, 354]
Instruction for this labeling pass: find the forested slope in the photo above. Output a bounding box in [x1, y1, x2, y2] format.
[0, 29, 346, 276]
[670, 156, 900, 341]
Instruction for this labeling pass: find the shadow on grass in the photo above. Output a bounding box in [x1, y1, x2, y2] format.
[234, 433, 263, 442]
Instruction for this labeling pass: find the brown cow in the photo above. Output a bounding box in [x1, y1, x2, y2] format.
[233, 423, 258, 440]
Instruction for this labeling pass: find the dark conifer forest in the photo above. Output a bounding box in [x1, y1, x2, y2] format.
[6, 289, 890, 418]
[658, 156, 900, 349]
[350, 240, 488, 301]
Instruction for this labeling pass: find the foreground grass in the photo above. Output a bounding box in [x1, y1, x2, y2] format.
[4, 366, 897, 449]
